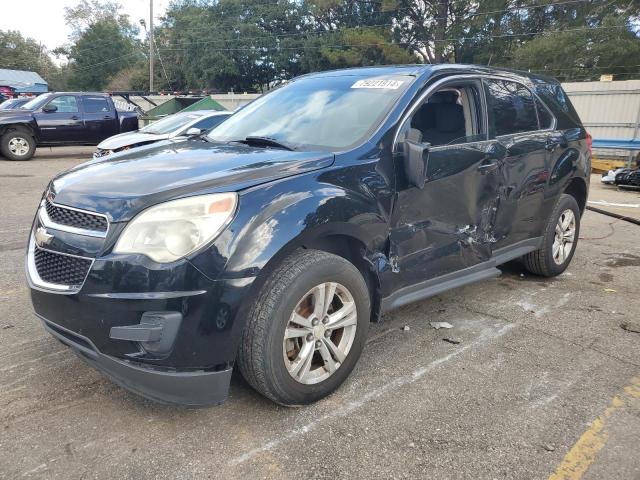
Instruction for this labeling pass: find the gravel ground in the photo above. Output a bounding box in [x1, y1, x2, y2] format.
[0, 148, 638, 480]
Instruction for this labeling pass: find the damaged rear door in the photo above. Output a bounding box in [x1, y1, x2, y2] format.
[388, 77, 505, 292]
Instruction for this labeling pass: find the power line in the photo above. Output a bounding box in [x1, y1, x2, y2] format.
[156, 24, 628, 53]
[154, 0, 598, 50]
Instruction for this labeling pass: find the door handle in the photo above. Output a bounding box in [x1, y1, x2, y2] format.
[71, 115, 79, 120]
[477, 161, 499, 174]
[103, 116, 112, 119]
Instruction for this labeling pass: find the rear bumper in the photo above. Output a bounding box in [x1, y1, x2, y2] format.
[41, 316, 232, 406]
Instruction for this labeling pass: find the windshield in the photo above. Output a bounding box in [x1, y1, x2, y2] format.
[141, 113, 203, 135]
[207, 74, 413, 150]
[20, 94, 52, 111]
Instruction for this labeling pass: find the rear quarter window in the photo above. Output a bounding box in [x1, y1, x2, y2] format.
[532, 79, 583, 129]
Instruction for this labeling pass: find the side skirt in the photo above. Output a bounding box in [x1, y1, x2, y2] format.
[381, 237, 542, 313]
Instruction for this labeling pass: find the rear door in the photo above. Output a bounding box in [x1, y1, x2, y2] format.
[33, 95, 85, 143]
[483, 78, 550, 248]
[82, 96, 119, 143]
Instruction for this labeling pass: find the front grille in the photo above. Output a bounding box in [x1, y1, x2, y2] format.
[45, 200, 108, 232]
[33, 247, 92, 286]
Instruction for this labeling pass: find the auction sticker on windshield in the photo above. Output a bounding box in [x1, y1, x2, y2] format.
[351, 79, 405, 89]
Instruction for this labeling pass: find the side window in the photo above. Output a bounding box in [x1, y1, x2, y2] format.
[84, 97, 110, 113]
[535, 98, 554, 130]
[46, 95, 78, 113]
[193, 115, 227, 131]
[484, 80, 538, 136]
[405, 84, 485, 147]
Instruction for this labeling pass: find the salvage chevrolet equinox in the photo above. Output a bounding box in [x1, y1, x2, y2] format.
[27, 65, 590, 406]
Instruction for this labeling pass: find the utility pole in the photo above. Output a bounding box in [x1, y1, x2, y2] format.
[149, 0, 154, 92]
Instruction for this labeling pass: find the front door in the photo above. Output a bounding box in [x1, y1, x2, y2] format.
[34, 95, 86, 143]
[388, 79, 505, 292]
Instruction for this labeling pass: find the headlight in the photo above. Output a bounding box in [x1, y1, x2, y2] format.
[113, 193, 237, 263]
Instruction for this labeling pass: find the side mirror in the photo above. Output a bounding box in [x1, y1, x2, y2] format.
[403, 139, 430, 189]
[185, 127, 201, 136]
[42, 104, 57, 113]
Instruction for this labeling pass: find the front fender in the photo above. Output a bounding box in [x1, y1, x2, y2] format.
[192, 165, 390, 281]
[0, 116, 37, 137]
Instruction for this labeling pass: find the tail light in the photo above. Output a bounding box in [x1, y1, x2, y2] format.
[586, 132, 593, 154]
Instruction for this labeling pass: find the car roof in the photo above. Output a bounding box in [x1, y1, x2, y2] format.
[297, 64, 560, 85]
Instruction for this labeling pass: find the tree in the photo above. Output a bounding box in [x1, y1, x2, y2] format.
[513, 15, 640, 82]
[0, 30, 58, 78]
[57, 0, 142, 90]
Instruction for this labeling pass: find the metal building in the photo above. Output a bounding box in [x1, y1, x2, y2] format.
[0, 68, 49, 95]
[563, 80, 640, 164]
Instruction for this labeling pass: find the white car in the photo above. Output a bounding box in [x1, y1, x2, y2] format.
[94, 110, 232, 158]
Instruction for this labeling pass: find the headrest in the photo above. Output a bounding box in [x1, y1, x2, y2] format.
[436, 104, 465, 132]
[429, 91, 459, 104]
[411, 103, 436, 131]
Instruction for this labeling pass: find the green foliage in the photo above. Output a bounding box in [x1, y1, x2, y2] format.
[513, 15, 640, 81]
[54, 0, 143, 91]
[0, 30, 59, 79]
[5, 0, 640, 92]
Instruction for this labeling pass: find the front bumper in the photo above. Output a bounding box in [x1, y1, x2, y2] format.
[41, 316, 233, 406]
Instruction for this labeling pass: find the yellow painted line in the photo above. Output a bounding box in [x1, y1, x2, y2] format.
[548, 376, 640, 480]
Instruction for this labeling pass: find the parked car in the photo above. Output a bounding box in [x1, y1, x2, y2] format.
[94, 110, 231, 158]
[0, 97, 31, 110]
[0, 92, 139, 160]
[26, 65, 590, 407]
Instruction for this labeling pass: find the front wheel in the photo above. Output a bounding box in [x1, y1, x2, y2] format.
[238, 249, 370, 406]
[523, 193, 581, 277]
[0, 128, 36, 161]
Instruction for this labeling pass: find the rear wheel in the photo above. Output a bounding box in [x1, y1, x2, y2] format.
[523, 194, 580, 277]
[0, 128, 36, 161]
[238, 249, 370, 406]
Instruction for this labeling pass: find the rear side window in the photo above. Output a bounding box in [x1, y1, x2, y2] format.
[484, 79, 538, 136]
[84, 97, 110, 113]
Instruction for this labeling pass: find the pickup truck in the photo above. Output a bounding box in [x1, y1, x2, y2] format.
[0, 92, 139, 160]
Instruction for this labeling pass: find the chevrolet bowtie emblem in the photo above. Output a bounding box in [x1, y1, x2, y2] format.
[35, 227, 54, 247]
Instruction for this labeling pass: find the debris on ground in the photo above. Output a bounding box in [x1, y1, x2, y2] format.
[442, 338, 461, 345]
[2, 325, 14, 330]
[543, 444, 556, 452]
[430, 321, 453, 330]
[604, 288, 617, 293]
[621, 321, 640, 334]
[401, 325, 410, 331]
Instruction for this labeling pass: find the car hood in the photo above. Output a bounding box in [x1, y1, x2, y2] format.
[0, 109, 32, 120]
[97, 131, 168, 150]
[50, 140, 335, 222]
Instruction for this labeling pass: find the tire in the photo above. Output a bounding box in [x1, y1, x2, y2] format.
[0, 128, 36, 161]
[238, 249, 370, 406]
[523, 193, 580, 277]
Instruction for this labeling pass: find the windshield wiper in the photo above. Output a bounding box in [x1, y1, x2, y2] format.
[238, 136, 296, 151]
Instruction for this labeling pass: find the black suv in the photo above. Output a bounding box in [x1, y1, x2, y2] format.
[27, 65, 590, 406]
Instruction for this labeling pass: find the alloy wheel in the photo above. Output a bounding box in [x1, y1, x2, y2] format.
[8, 137, 30, 157]
[283, 282, 358, 385]
[552, 209, 576, 265]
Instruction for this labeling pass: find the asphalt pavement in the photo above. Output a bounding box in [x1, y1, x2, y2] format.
[0, 147, 638, 480]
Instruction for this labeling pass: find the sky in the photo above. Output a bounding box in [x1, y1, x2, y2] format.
[0, 0, 170, 51]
